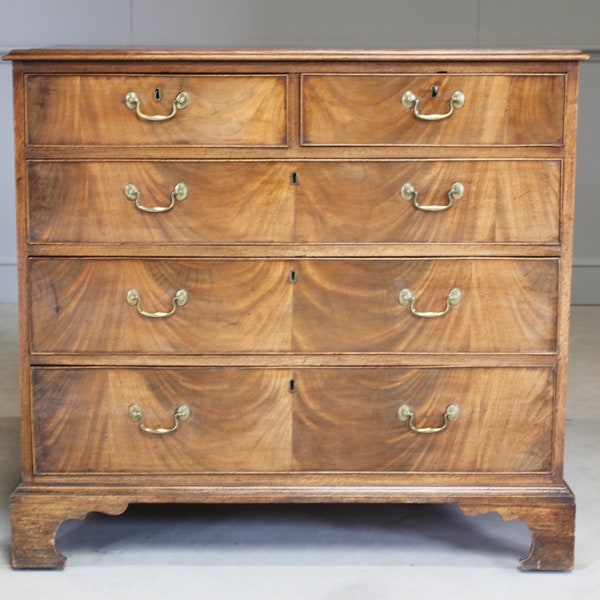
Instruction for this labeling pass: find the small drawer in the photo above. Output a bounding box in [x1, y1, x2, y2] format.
[301, 74, 565, 146]
[292, 258, 558, 353]
[27, 161, 296, 244]
[29, 258, 293, 354]
[26, 75, 288, 147]
[292, 368, 554, 473]
[31, 368, 294, 474]
[294, 160, 560, 244]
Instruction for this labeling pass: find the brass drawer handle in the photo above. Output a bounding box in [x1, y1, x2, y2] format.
[128, 404, 190, 435]
[401, 90, 465, 121]
[399, 288, 461, 318]
[398, 404, 459, 434]
[401, 182, 464, 212]
[124, 182, 188, 213]
[124, 91, 189, 121]
[126, 288, 188, 318]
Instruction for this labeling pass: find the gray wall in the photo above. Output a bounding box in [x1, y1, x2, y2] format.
[1, 0, 599, 302]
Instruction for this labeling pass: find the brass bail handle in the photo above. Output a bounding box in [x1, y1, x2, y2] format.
[128, 404, 191, 435]
[401, 90, 465, 121]
[124, 182, 188, 213]
[401, 182, 464, 212]
[399, 288, 462, 319]
[398, 404, 460, 434]
[125, 91, 189, 121]
[126, 288, 188, 318]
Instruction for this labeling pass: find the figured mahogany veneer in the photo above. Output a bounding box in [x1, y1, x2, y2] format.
[31, 367, 552, 474]
[27, 160, 560, 245]
[5, 48, 586, 570]
[29, 258, 557, 354]
[26, 74, 288, 147]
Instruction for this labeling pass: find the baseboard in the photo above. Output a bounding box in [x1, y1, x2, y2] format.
[0, 263, 17, 303]
[572, 263, 600, 305]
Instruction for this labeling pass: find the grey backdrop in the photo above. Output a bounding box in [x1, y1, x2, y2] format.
[1, 0, 599, 302]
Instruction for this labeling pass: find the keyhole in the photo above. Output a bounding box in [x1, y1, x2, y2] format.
[431, 85, 439, 98]
[290, 171, 298, 186]
[289, 379, 296, 393]
[289, 270, 297, 283]
[154, 88, 162, 102]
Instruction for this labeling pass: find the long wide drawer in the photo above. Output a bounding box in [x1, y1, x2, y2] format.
[29, 258, 558, 354]
[25, 75, 288, 146]
[31, 367, 553, 474]
[302, 74, 565, 146]
[27, 160, 560, 245]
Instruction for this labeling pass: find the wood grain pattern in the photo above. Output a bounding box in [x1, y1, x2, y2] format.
[302, 74, 565, 146]
[292, 368, 554, 472]
[27, 160, 560, 246]
[29, 259, 293, 353]
[26, 75, 287, 146]
[293, 259, 558, 353]
[32, 368, 293, 473]
[29, 258, 558, 354]
[31, 366, 553, 475]
[294, 160, 560, 244]
[27, 161, 296, 244]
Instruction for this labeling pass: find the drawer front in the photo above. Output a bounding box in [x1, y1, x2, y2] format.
[27, 160, 560, 246]
[26, 75, 287, 146]
[29, 259, 293, 354]
[294, 160, 560, 244]
[302, 74, 565, 146]
[31, 367, 553, 474]
[292, 368, 553, 472]
[293, 259, 558, 353]
[30, 258, 558, 354]
[27, 161, 296, 244]
[31, 368, 294, 474]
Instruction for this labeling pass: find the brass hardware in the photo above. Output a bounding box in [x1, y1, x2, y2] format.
[398, 404, 459, 434]
[124, 182, 188, 213]
[128, 403, 190, 435]
[401, 89, 465, 121]
[398, 287, 462, 318]
[126, 288, 188, 318]
[124, 90, 189, 121]
[401, 181, 464, 212]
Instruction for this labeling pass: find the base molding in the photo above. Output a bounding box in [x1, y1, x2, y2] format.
[10, 482, 575, 571]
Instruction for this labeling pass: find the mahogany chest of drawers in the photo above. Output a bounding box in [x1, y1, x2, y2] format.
[5, 48, 587, 569]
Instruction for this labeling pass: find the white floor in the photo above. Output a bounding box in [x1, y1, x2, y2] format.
[0, 304, 599, 599]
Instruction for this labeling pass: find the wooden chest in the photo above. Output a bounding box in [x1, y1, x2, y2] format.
[4, 48, 587, 570]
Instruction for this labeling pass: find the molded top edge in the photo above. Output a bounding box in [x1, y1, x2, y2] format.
[3, 47, 590, 62]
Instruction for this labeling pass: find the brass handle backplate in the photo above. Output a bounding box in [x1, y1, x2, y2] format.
[399, 287, 461, 319]
[128, 404, 190, 435]
[401, 90, 465, 121]
[124, 182, 188, 213]
[126, 288, 188, 318]
[125, 91, 189, 121]
[398, 404, 459, 434]
[401, 182, 464, 212]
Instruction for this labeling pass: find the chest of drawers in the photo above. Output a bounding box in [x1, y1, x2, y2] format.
[5, 48, 586, 570]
